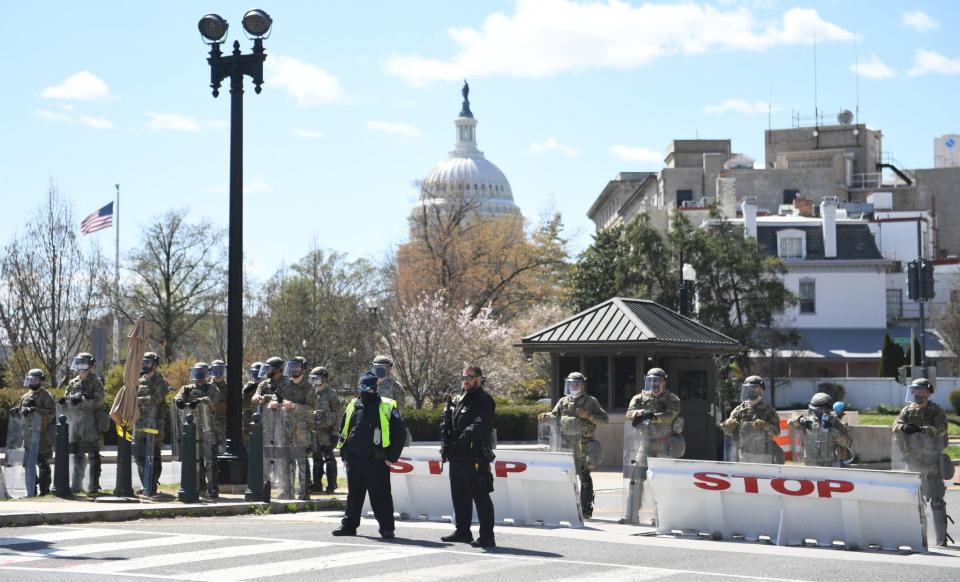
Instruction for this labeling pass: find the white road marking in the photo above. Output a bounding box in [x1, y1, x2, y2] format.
[0, 534, 224, 566]
[0, 527, 127, 547]
[343, 556, 519, 582]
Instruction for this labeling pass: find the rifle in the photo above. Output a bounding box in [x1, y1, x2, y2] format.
[439, 394, 454, 474]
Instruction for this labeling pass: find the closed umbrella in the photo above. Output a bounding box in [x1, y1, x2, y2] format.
[110, 318, 147, 441]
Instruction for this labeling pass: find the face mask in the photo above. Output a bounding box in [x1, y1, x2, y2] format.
[141, 364, 154, 375]
[373, 366, 388, 379]
[912, 393, 928, 405]
[569, 388, 582, 397]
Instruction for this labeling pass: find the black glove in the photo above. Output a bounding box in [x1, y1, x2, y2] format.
[70, 395, 82, 405]
[21, 407, 34, 416]
[631, 416, 643, 428]
[58, 397, 66, 405]
[175, 398, 186, 409]
[901, 423, 922, 435]
[8, 407, 19, 416]
[801, 418, 814, 430]
[188, 401, 198, 409]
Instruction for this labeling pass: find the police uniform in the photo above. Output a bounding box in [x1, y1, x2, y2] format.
[17, 385, 56, 496]
[547, 391, 608, 518]
[445, 386, 496, 544]
[787, 395, 853, 467]
[334, 373, 406, 538]
[135, 372, 170, 491]
[626, 390, 681, 456]
[173, 381, 220, 496]
[893, 399, 949, 545]
[64, 372, 106, 493]
[312, 385, 344, 492]
[278, 376, 314, 499]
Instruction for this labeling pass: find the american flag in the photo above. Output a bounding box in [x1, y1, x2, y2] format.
[80, 202, 114, 235]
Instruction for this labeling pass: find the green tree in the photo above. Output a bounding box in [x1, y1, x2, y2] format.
[878, 332, 905, 379]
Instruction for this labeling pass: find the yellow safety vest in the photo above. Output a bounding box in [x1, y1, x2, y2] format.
[337, 397, 397, 449]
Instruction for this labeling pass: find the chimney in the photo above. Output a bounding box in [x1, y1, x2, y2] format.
[717, 174, 737, 219]
[741, 197, 757, 238]
[793, 195, 813, 217]
[821, 196, 838, 258]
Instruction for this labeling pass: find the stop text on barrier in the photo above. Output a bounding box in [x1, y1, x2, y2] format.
[387, 457, 528, 478]
[693, 471, 854, 498]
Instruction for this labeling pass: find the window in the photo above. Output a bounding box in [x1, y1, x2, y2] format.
[776, 229, 806, 259]
[887, 288, 903, 320]
[952, 289, 960, 304]
[783, 189, 799, 205]
[799, 279, 816, 314]
[676, 189, 693, 208]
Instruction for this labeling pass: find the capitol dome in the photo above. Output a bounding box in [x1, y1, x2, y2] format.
[412, 82, 520, 226]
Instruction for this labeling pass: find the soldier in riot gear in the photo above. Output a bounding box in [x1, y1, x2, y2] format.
[174, 362, 220, 498]
[371, 355, 405, 411]
[63, 352, 106, 494]
[135, 352, 170, 495]
[241, 362, 263, 447]
[309, 366, 343, 493]
[253, 357, 292, 498]
[209, 359, 228, 456]
[788, 392, 853, 467]
[278, 356, 314, 500]
[892, 378, 952, 547]
[14, 369, 55, 496]
[722, 376, 783, 464]
[538, 371, 608, 519]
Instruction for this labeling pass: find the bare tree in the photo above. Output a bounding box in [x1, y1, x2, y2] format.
[0, 186, 108, 385]
[120, 209, 225, 362]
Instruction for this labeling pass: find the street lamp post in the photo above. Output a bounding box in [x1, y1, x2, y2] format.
[198, 10, 273, 486]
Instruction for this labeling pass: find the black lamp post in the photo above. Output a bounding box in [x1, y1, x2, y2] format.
[198, 10, 272, 485]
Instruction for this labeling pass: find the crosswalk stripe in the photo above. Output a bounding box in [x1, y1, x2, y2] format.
[0, 528, 127, 548]
[62, 540, 330, 575]
[172, 546, 441, 581]
[0, 534, 225, 567]
[343, 556, 521, 582]
[549, 566, 678, 581]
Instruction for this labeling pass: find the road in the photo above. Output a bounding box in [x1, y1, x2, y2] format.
[0, 511, 958, 582]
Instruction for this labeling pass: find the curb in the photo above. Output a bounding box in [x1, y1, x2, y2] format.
[0, 497, 345, 528]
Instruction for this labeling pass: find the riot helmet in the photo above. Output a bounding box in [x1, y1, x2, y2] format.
[258, 356, 284, 380]
[70, 352, 95, 372]
[23, 368, 45, 389]
[832, 401, 846, 419]
[248, 362, 263, 382]
[564, 371, 586, 396]
[808, 392, 833, 418]
[358, 371, 378, 394]
[309, 366, 329, 387]
[643, 368, 667, 395]
[372, 355, 392, 379]
[190, 362, 210, 383]
[141, 352, 161, 375]
[284, 356, 308, 379]
[740, 375, 765, 402]
[210, 359, 227, 379]
[909, 377, 933, 404]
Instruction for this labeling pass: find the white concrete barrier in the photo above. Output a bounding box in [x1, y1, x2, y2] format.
[647, 457, 926, 552]
[363, 446, 582, 527]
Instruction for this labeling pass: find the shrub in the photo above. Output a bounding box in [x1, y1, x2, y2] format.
[864, 402, 902, 415]
[950, 389, 960, 415]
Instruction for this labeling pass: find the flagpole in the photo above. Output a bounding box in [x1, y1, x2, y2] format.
[113, 184, 120, 367]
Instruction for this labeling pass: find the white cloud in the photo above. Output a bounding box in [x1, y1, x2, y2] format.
[529, 137, 577, 157]
[41, 71, 113, 100]
[146, 112, 227, 132]
[267, 55, 348, 106]
[704, 99, 780, 115]
[366, 120, 422, 138]
[207, 179, 271, 195]
[903, 10, 939, 32]
[909, 49, 960, 76]
[609, 145, 662, 163]
[292, 128, 323, 139]
[36, 109, 112, 129]
[852, 53, 895, 79]
[386, 1, 854, 86]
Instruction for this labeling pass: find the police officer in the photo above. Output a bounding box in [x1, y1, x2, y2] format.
[241, 362, 263, 447]
[135, 352, 171, 494]
[893, 378, 951, 547]
[63, 352, 106, 494]
[15, 369, 55, 496]
[625, 368, 683, 454]
[333, 372, 406, 539]
[209, 359, 228, 455]
[280, 356, 314, 500]
[309, 366, 343, 493]
[538, 372, 608, 519]
[722, 375, 782, 464]
[174, 362, 220, 498]
[787, 392, 853, 467]
[441, 365, 497, 547]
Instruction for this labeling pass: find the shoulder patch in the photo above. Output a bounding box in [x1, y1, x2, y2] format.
[391, 408, 401, 419]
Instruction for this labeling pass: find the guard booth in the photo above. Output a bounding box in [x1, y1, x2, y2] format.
[518, 298, 741, 467]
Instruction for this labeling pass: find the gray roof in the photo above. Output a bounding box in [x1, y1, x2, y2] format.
[763, 327, 949, 360]
[756, 224, 883, 260]
[520, 297, 739, 351]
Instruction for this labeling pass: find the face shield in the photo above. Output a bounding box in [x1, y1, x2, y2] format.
[141, 359, 156, 375]
[257, 364, 273, 380]
[909, 385, 931, 405]
[309, 373, 325, 387]
[249, 366, 261, 382]
[643, 375, 666, 395]
[372, 364, 389, 379]
[284, 359, 305, 379]
[740, 383, 763, 402]
[210, 363, 227, 378]
[564, 379, 585, 396]
[190, 366, 209, 383]
[70, 357, 91, 372]
[22, 375, 42, 389]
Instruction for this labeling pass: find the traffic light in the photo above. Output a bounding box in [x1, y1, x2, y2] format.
[906, 259, 936, 301]
[920, 259, 935, 300]
[907, 260, 920, 300]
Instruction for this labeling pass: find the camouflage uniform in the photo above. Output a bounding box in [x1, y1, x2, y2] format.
[135, 372, 170, 491]
[723, 400, 782, 464]
[64, 373, 106, 492]
[278, 377, 315, 499]
[17, 387, 55, 495]
[241, 378, 260, 447]
[211, 378, 228, 453]
[548, 392, 609, 517]
[626, 391, 682, 456]
[787, 411, 852, 467]
[173, 382, 220, 495]
[376, 378, 405, 411]
[312, 385, 344, 492]
[893, 401, 949, 544]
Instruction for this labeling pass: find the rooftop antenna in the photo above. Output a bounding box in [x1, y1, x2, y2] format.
[854, 34, 861, 125]
[813, 28, 819, 128]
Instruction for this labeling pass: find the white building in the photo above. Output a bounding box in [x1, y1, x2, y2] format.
[934, 134, 960, 168]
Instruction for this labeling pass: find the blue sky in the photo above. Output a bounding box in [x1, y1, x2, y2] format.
[3, 1, 959, 281]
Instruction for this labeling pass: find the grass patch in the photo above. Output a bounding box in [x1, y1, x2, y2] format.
[249, 504, 271, 515]
[946, 446, 960, 460]
[858, 413, 960, 435]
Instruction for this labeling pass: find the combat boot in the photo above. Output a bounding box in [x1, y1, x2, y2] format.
[325, 458, 338, 493]
[88, 452, 102, 494]
[38, 458, 51, 496]
[309, 453, 324, 492]
[932, 504, 952, 547]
